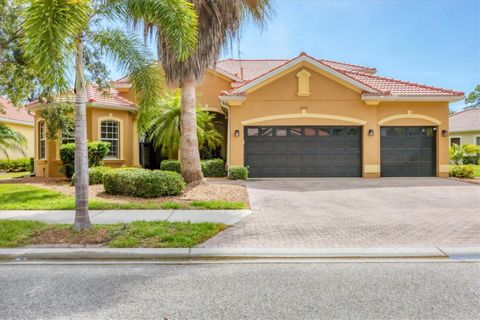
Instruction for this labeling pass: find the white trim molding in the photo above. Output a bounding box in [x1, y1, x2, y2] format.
[378, 113, 442, 125]
[241, 113, 367, 126]
[0, 117, 34, 127]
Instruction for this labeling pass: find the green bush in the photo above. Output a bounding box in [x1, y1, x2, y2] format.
[71, 166, 112, 185]
[59, 141, 110, 179]
[160, 160, 181, 173]
[201, 159, 225, 177]
[0, 158, 32, 172]
[462, 155, 480, 165]
[449, 165, 475, 179]
[104, 168, 185, 198]
[160, 159, 226, 177]
[228, 166, 248, 180]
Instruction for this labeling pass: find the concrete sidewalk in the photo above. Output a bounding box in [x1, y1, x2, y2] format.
[1, 247, 479, 262]
[0, 209, 251, 225]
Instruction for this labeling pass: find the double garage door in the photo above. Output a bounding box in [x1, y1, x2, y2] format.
[244, 126, 436, 178]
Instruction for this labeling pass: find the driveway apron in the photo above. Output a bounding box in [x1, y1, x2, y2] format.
[200, 178, 480, 248]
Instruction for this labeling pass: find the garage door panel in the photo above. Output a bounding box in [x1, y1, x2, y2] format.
[245, 126, 362, 177]
[381, 126, 435, 177]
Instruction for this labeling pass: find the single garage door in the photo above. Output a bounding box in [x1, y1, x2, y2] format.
[380, 126, 436, 177]
[244, 126, 362, 177]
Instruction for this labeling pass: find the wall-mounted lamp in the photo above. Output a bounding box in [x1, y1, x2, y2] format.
[442, 130, 448, 137]
[368, 129, 375, 136]
[234, 130, 240, 137]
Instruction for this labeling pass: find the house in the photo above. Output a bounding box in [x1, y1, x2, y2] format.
[0, 97, 34, 159]
[449, 107, 480, 146]
[29, 52, 464, 178]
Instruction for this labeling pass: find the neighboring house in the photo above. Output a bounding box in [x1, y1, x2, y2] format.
[29, 52, 464, 178]
[449, 107, 480, 146]
[0, 97, 34, 159]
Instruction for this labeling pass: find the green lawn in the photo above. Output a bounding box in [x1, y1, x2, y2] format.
[449, 165, 480, 177]
[0, 220, 227, 248]
[0, 172, 30, 180]
[0, 184, 246, 210]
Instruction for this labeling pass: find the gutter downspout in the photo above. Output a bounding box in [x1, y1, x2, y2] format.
[220, 99, 231, 169]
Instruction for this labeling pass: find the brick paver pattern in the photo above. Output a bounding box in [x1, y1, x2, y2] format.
[201, 178, 480, 248]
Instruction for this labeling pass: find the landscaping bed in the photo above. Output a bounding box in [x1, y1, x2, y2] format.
[0, 178, 249, 210]
[0, 220, 227, 248]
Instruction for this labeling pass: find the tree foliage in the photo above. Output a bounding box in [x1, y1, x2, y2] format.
[142, 91, 223, 159]
[465, 84, 480, 108]
[39, 103, 75, 141]
[449, 143, 480, 165]
[0, 123, 27, 159]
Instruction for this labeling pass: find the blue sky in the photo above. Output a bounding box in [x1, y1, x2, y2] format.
[220, 0, 479, 110]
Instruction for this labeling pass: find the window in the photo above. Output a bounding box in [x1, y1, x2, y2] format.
[275, 128, 287, 136]
[260, 128, 273, 136]
[101, 120, 120, 158]
[288, 128, 302, 136]
[476, 136, 480, 146]
[304, 128, 316, 136]
[247, 128, 259, 136]
[38, 121, 46, 159]
[61, 129, 75, 145]
[450, 137, 461, 146]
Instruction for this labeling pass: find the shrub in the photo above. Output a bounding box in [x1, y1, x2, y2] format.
[59, 141, 110, 179]
[201, 159, 225, 177]
[71, 166, 112, 185]
[449, 165, 475, 179]
[160, 159, 226, 177]
[228, 166, 248, 180]
[0, 158, 32, 172]
[462, 155, 480, 165]
[160, 160, 181, 173]
[104, 168, 185, 198]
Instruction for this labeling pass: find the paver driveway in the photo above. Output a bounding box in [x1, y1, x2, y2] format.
[201, 178, 480, 248]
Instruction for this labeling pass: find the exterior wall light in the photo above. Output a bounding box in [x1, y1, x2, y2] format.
[368, 129, 375, 136]
[442, 130, 448, 137]
[234, 130, 240, 137]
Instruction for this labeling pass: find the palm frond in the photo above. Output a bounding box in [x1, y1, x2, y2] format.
[91, 28, 164, 134]
[21, 0, 91, 90]
[0, 123, 27, 158]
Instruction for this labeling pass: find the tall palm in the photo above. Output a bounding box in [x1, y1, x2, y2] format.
[146, 91, 222, 159]
[21, 0, 197, 230]
[136, 0, 271, 184]
[0, 123, 27, 159]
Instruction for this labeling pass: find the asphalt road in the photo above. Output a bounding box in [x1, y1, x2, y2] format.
[0, 262, 479, 320]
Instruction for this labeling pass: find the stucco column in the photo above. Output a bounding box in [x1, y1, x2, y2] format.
[132, 117, 140, 167]
[363, 123, 381, 178]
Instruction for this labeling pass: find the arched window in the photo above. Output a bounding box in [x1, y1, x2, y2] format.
[38, 121, 46, 159]
[101, 120, 120, 158]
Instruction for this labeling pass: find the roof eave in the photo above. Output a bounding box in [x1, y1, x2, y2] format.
[0, 117, 34, 126]
[362, 95, 465, 103]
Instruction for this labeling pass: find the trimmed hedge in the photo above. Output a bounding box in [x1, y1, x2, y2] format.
[160, 159, 226, 177]
[449, 165, 475, 179]
[201, 159, 225, 177]
[103, 168, 185, 198]
[0, 158, 32, 172]
[160, 160, 181, 173]
[71, 166, 112, 185]
[59, 141, 110, 179]
[228, 166, 248, 180]
[462, 155, 480, 165]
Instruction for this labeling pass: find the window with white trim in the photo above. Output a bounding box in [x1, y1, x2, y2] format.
[61, 128, 75, 145]
[450, 137, 461, 146]
[101, 120, 120, 158]
[476, 136, 480, 146]
[39, 121, 46, 159]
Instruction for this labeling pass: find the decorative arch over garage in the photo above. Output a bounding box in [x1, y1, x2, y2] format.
[378, 113, 442, 125]
[241, 113, 367, 126]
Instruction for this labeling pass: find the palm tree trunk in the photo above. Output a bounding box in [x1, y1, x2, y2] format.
[73, 34, 91, 231]
[180, 79, 204, 184]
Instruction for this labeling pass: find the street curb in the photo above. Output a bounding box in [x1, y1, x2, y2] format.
[1, 247, 478, 262]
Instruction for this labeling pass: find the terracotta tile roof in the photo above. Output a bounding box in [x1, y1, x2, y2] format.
[0, 97, 34, 125]
[216, 58, 376, 81]
[449, 108, 480, 132]
[28, 84, 135, 109]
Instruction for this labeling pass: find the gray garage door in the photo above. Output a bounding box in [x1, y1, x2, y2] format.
[380, 126, 436, 177]
[244, 126, 362, 177]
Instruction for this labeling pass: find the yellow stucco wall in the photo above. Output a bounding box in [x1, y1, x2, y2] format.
[0, 121, 34, 159]
[33, 107, 138, 178]
[226, 65, 450, 177]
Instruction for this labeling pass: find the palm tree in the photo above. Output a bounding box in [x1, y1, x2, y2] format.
[21, 0, 198, 230]
[0, 123, 27, 159]
[146, 91, 222, 159]
[137, 0, 271, 184]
